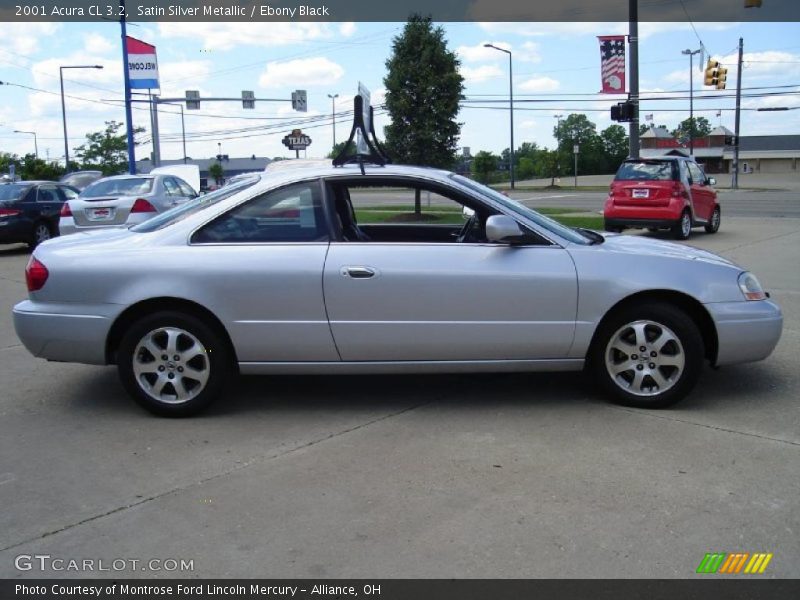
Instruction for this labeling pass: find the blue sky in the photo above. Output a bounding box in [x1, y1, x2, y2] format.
[0, 20, 798, 163]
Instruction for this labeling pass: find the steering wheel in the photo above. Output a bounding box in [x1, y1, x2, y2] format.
[455, 213, 478, 243]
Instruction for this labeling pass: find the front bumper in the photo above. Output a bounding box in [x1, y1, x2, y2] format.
[705, 299, 783, 366]
[12, 300, 117, 365]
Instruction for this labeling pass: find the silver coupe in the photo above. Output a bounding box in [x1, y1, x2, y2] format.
[13, 163, 783, 416]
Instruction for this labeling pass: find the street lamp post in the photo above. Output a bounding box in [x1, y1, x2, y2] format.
[327, 93, 339, 151]
[681, 48, 702, 155]
[554, 114, 563, 179]
[484, 44, 515, 189]
[14, 130, 38, 159]
[60, 65, 104, 171]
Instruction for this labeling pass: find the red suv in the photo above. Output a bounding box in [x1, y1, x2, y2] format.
[603, 157, 721, 240]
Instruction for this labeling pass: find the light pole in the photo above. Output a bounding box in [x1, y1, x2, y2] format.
[484, 44, 515, 189]
[554, 114, 563, 178]
[14, 130, 38, 158]
[327, 93, 339, 151]
[60, 65, 103, 171]
[681, 48, 702, 156]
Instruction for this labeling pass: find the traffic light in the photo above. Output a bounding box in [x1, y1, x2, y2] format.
[716, 67, 728, 90]
[704, 60, 720, 86]
[610, 101, 637, 122]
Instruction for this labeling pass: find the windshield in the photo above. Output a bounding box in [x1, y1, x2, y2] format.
[615, 161, 676, 181]
[449, 174, 591, 245]
[61, 172, 101, 189]
[82, 177, 153, 198]
[0, 184, 31, 201]
[130, 176, 260, 233]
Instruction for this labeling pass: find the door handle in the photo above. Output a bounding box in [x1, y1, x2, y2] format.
[341, 266, 376, 279]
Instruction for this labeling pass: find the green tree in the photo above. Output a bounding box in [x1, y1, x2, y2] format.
[672, 117, 712, 145]
[384, 15, 464, 213]
[471, 151, 498, 183]
[19, 154, 65, 181]
[74, 120, 145, 175]
[600, 124, 629, 173]
[208, 162, 224, 185]
[517, 157, 537, 181]
[327, 140, 355, 159]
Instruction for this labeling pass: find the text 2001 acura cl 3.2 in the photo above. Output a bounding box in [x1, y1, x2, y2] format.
[13, 163, 782, 416]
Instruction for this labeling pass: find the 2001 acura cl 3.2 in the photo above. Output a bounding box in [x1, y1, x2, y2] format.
[13, 163, 783, 416]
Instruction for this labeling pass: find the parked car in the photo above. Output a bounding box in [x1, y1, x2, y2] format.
[0, 181, 80, 249]
[603, 157, 721, 240]
[59, 170, 103, 192]
[59, 173, 198, 235]
[13, 164, 781, 417]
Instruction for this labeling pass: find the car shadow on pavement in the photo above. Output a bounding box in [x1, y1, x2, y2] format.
[0, 243, 30, 256]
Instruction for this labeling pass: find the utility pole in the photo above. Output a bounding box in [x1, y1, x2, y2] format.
[682, 48, 702, 156]
[732, 37, 744, 190]
[628, 0, 640, 158]
[119, 0, 137, 174]
[328, 93, 339, 150]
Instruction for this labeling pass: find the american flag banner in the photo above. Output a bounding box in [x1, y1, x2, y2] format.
[598, 36, 626, 94]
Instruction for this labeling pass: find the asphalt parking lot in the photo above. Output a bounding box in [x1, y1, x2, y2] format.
[0, 216, 798, 579]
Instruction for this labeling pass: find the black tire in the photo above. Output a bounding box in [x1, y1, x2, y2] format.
[117, 311, 231, 417]
[589, 302, 704, 409]
[704, 206, 721, 234]
[672, 210, 692, 240]
[28, 221, 52, 249]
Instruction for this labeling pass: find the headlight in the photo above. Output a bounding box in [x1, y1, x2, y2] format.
[738, 272, 767, 301]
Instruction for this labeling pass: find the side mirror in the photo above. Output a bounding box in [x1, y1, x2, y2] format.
[486, 215, 527, 244]
[707, 177, 716, 186]
[462, 206, 475, 220]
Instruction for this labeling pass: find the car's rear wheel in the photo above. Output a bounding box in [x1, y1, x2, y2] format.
[590, 303, 704, 408]
[672, 210, 692, 240]
[29, 222, 52, 249]
[705, 206, 721, 233]
[117, 311, 230, 417]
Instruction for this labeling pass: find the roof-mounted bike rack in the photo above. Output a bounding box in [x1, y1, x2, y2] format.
[332, 95, 391, 174]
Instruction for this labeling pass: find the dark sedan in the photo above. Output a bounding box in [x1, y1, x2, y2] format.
[0, 181, 80, 249]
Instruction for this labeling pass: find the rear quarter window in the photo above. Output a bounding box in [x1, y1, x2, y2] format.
[615, 161, 676, 181]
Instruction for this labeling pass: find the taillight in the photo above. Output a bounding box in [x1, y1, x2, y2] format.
[0, 208, 22, 217]
[672, 182, 689, 198]
[60, 203, 72, 217]
[25, 256, 49, 292]
[130, 198, 157, 213]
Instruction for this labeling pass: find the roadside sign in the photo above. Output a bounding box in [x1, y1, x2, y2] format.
[126, 36, 159, 90]
[185, 90, 200, 110]
[292, 90, 307, 112]
[242, 90, 255, 109]
[574, 144, 580, 154]
[282, 129, 312, 150]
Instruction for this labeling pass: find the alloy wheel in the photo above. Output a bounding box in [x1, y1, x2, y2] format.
[604, 320, 686, 397]
[132, 327, 210, 404]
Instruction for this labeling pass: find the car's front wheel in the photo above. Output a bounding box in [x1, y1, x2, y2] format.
[590, 303, 704, 408]
[117, 311, 231, 417]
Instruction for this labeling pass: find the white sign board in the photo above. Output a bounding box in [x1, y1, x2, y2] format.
[126, 36, 159, 90]
[357, 82, 371, 155]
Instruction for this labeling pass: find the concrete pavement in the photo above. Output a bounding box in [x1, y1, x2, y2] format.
[0, 217, 798, 578]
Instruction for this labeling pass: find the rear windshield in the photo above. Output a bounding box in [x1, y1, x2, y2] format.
[0, 184, 30, 201]
[615, 161, 677, 181]
[81, 178, 153, 198]
[60, 172, 101, 189]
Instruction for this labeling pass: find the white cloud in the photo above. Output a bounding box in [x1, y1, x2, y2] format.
[519, 76, 561, 92]
[158, 22, 340, 51]
[521, 120, 536, 129]
[477, 21, 737, 41]
[259, 57, 344, 88]
[83, 33, 114, 55]
[457, 41, 511, 63]
[460, 65, 504, 83]
[0, 23, 60, 55]
[340, 22, 357, 37]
